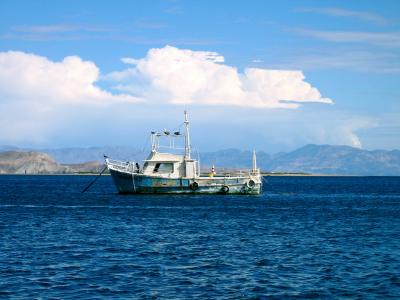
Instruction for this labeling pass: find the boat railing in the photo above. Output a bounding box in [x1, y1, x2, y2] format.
[106, 158, 136, 173]
[201, 168, 260, 178]
[227, 169, 260, 177]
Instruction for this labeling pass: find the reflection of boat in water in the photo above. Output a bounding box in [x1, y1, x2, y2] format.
[105, 111, 262, 194]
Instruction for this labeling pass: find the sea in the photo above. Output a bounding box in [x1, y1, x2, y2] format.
[0, 175, 399, 299]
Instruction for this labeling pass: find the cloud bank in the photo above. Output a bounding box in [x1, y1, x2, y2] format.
[0, 46, 335, 146]
[0, 51, 139, 144]
[105, 45, 332, 108]
[0, 47, 332, 110]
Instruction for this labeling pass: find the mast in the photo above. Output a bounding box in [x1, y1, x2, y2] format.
[184, 110, 191, 159]
[151, 132, 156, 152]
[252, 150, 257, 171]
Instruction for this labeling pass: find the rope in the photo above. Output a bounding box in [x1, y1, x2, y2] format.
[81, 165, 108, 193]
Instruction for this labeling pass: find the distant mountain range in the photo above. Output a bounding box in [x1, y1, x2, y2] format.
[0, 151, 103, 174]
[198, 145, 400, 175]
[1, 144, 400, 175]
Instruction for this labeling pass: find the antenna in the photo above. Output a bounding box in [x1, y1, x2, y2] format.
[184, 110, 191, 159]
[197, 149, 201, 177]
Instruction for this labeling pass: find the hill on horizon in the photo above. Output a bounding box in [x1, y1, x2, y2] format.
[0, 151, 104, 174]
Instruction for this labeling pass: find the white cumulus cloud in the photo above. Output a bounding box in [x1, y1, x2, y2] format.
[0, 51, 139, 104]
[105, 45, 332, 108]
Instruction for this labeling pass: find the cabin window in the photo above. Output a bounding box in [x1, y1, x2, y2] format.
[153, 163, 174, 173]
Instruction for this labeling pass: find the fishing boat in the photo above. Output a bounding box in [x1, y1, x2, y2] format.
[105, 111, 262, 194]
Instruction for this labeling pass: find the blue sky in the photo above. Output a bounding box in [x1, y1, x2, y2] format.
[0, 0, 399, 152]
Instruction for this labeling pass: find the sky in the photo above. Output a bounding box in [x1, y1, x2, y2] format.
[0, 0, 399, 153]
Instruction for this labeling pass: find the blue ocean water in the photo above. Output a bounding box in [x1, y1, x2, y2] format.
[0, 175, 399, 299]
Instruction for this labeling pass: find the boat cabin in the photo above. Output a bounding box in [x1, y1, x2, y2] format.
[142, 151, 198, 178]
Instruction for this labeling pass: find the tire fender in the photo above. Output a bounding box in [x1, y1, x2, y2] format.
[221, 185, 229, 193]
[190, 181, 199, 191]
